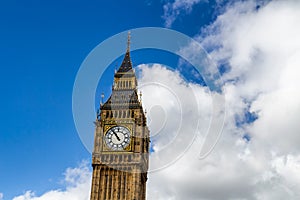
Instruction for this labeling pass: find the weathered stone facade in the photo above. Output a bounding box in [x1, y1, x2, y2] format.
[90, 34, 149, 200]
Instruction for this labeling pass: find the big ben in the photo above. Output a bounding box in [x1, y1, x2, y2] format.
[90, 33, 150, 200]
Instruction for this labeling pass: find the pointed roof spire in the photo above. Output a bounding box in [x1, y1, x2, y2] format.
[127, 31, 131, 52]
[116, 31, 133, 73]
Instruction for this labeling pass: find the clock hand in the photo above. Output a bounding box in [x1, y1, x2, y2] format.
[112, 130, 121, 141]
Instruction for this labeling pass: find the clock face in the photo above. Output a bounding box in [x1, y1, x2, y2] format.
[105, 126, 131, 150]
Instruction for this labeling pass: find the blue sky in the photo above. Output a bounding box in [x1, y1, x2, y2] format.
[0, 0, 222, 199]
[2, 0, 300, 200]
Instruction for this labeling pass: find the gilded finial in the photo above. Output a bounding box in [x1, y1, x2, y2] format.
[127, 31, 131, 52]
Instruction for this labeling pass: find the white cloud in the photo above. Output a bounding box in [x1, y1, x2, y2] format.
[0, 193, 3, 200]
[139, 63, 300, 199]
[139, 64, 264, 200]
[144, 0, 300, 199]
[162, 0, 203, 27]
[12, 161, 91, 200]
[137, 64, 213, 171]
[199, 0, 300, 154]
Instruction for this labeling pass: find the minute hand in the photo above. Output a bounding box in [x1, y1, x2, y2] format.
[112, 130, 121, 141]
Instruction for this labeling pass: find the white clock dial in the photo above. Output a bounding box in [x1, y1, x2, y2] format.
[105, 126, 131, 150]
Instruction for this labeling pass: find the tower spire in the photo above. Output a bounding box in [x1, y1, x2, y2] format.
[127, 31, 131, 52]
[116, 31, 133, 73]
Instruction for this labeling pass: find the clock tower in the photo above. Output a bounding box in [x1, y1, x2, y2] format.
[90, 33, 150, 200]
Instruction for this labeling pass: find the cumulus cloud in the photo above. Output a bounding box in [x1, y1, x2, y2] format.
[145, 0, 300, 199]
[137, 64, 214, 171]
[12, 161, 91, 200]
[140, 64, 299, 199]
[0, 193, 3, 200]
[139, 64, 264, 200]
[162, 0, 203, 27]
[199, 0, 300, 154]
